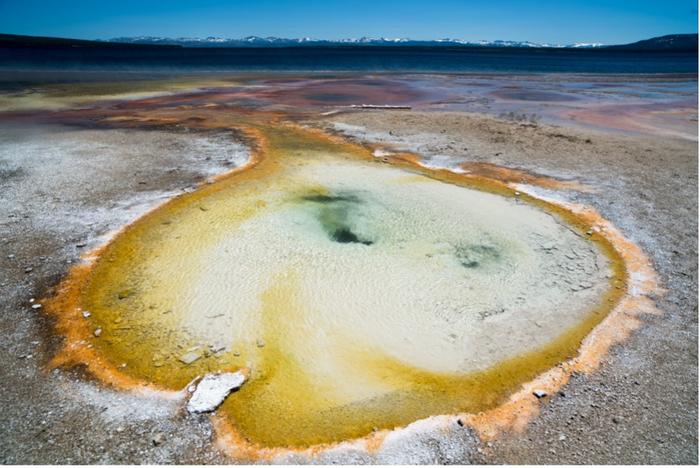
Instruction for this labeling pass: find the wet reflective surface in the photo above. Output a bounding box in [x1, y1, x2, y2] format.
[1, 72, 694, 138]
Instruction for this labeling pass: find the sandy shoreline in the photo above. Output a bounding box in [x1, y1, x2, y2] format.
[0, 74, 696, 463]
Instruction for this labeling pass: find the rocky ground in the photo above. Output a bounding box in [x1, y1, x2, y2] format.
[0, 103, 696, 463]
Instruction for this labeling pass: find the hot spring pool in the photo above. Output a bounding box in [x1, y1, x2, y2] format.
[66, 124, 619, 447]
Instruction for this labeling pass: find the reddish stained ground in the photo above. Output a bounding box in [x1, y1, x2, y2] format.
[0, 76, 440, 127]
[116, 77, 434, 111]
[562, 99, 698, 139]
[249, 77, 431, 107]
[1, 74, 695, 141]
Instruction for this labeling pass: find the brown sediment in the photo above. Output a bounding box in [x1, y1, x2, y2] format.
[41, 98, 660, 459]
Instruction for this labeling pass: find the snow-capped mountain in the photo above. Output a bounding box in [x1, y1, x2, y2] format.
[107, 36, 606, 48]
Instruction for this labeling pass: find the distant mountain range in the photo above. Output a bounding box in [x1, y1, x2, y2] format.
[607, 33, 698, 50]
[107, 35, 607, 49]
[105, 33, 698, 50]
[0, 33, 697, 51]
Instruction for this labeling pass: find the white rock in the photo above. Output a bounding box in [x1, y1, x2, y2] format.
[372, 148, 393, 157]
[186, 372, 246, 413]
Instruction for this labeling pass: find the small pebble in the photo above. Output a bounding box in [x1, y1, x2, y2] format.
[179, 351, 200, 365]
[117, 290, 131, 300]
[82, 311, 91, 318]
[151, 432, 166, 446]
[93, 328, 102, 337]
[533, 389, 548, 399]
[31, 304, 42, 309]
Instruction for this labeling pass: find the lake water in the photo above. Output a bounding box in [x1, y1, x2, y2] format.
[1, 46, 697, 73]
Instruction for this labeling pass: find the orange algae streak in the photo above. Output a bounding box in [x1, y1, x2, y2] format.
[44, 107, 659, 455]
[458, 161, 592, 192]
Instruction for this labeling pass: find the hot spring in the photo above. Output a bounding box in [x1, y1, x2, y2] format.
[60, 122, 621, 448]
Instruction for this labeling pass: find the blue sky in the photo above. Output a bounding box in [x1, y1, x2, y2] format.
[0, 0, 697, 44]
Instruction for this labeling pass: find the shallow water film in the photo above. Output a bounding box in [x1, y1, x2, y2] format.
[64, 119, 620, 447]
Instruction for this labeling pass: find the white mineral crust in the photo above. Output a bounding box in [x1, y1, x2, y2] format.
[186, 371, 246, 413]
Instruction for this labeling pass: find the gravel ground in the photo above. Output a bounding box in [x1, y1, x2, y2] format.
[0, 105, 696, 463]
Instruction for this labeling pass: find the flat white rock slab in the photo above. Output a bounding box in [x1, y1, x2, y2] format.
[186, 371, 246, 413]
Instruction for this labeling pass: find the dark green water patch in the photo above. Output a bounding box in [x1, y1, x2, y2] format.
[300, 191, 373, 246]
[455, 244, 501, 269]
[301, 193, 360, 204]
